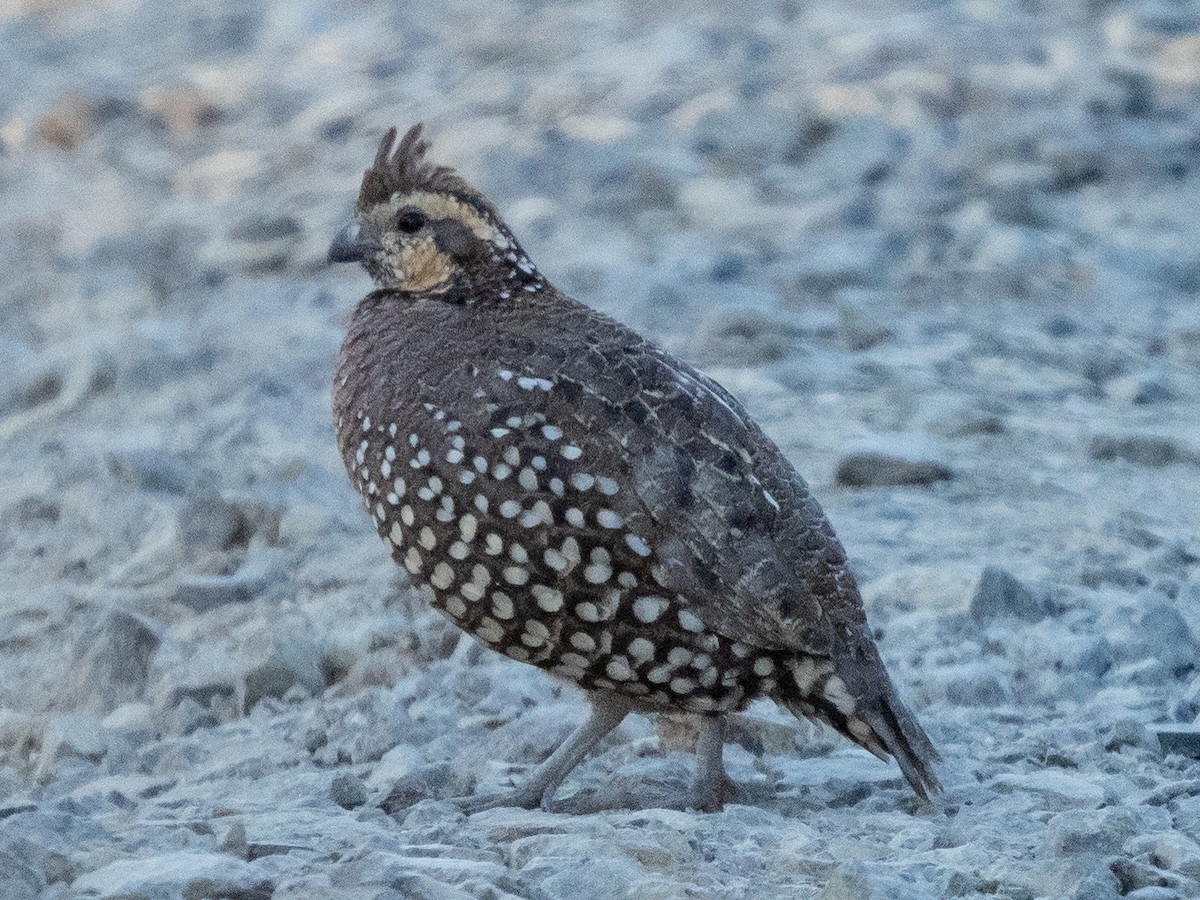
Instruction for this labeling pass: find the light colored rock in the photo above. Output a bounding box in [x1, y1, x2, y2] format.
[1066, 636, 1116, 679]
[70, 609, 161, 712]
[1088, 434, 1195, 468]
[0, 845, 42, 900]
[379, 761, 473, 814]
[837, 296, 891, 351]
[243, 635, 326, 710]
[67, 773, 170, 805]
[34, 711, 108, 779]
[1125, 831, 1200, 879]
[992, 772, 1105, 810]
[104, 448, 193, 494]
[862, 565, 977, 615]
[1048, 807, 1142, 857]
[170, 546, 285, 612]
[100, 702, 156, 746]
[340, 850, 508, 892]
[367, 742, 423, 791]
[690, 306, 795, 367]
[940, 665, 1008, 707]
[1063, 868, 1122, 900]
[72, 851, 273, 899]
[532, 856, 651, 900]
[816, 871, 889, 900]
[1101, 596, 1198, 673]
[219, 821, 248, 859]
[1107, 367, 1178, 406]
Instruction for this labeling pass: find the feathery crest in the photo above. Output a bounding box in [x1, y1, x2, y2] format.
[356, 123, 491, 214]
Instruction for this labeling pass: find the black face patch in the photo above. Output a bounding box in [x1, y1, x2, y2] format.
[433, 217, 481, 258]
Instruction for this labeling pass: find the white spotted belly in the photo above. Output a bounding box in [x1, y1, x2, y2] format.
[340, 385, 776, 714]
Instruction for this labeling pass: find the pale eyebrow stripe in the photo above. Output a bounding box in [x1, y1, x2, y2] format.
[397, 190, 509, 247]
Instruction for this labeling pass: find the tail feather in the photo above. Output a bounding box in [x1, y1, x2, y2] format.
[782, 656, 941, 800]
[856, 691, 941, 800]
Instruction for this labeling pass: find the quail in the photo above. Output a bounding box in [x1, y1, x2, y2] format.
[329, 124, 940, 812]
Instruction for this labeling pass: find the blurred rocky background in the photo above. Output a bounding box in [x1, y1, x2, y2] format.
[2, 0, 1200, 897]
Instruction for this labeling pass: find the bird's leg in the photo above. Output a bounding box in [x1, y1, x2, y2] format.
[691, 714, 728, 812]
[456, 693, 631, 813]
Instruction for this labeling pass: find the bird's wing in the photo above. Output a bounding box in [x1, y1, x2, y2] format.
[620, 344, 857, 655]
[523, 312, 860, 657]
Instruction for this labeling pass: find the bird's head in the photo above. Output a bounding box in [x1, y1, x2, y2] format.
[328, 124, 528, 296]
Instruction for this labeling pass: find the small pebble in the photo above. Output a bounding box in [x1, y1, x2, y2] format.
[330, 774, 368, 810]
[969, 566, 1052, 622]
[1155, 726, 1200, 759]
[835, 433, 953, 487]
[1088, 434, 1193, 468]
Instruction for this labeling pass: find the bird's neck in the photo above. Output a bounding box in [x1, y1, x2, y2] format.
[455, 236, 548, 303]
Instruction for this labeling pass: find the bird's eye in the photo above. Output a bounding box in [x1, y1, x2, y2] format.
[396, 209, 426, 234]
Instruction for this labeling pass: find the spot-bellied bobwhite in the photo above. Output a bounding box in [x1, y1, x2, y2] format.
[329, 124, 940, 811]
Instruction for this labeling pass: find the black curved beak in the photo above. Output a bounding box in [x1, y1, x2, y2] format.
[328, 222, 374, 264]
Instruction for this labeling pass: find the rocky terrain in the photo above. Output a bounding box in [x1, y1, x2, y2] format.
[3, 0, 1200, 897]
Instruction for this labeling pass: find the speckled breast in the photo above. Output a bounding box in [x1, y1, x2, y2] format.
[335, 360, 779, 714]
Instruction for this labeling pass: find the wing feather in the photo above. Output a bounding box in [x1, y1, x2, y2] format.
[517, 307, 862, 656]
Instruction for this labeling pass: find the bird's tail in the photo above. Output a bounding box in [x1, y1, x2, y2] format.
[780, 652, 941, 800]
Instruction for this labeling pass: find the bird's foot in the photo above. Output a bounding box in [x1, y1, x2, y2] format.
[449, 784, 552, 814]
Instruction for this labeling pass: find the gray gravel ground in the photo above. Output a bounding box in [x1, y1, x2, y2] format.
[3, 1, 1200, 897]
